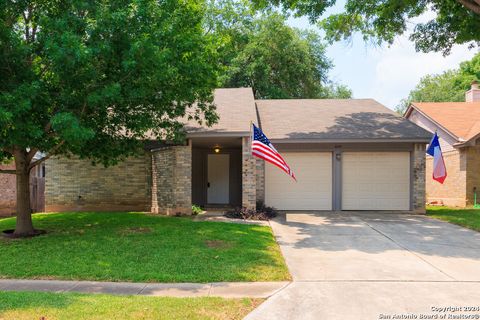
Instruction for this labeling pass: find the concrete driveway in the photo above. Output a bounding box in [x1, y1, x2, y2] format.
[246, 212, 480, 320]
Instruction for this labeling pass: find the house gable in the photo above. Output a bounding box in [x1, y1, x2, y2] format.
[405, 107, 458, 152]
[405, 101, 480, 147]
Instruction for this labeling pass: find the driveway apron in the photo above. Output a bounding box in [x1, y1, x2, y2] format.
[246, 212, 480, 320]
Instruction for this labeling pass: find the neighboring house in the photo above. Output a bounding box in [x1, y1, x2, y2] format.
[45, 88, 431, 214]
[405, 81, 480, 207]
[0, 157, 46, 216]
[0, 163, 16, 216]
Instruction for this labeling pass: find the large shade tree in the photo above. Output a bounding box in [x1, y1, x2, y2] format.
[205, 0, 351, 99]
[252, 0, 480, 55]
[0, 0, 219, 236]
[396, 52, 480, 113]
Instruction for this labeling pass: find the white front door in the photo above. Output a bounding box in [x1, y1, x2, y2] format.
[207, 154, 230, 204]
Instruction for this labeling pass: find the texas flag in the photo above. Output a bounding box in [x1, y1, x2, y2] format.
[426, 132, 447, 184]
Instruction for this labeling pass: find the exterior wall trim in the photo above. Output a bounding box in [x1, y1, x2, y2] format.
[187, 131, 251, 138]
[333, 148, 341, 211]
[270, 138, 431, 144]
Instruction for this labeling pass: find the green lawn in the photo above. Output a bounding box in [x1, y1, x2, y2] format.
[427, 206, 480, 232]
[0, 291, 261, 320]
[0, 212, 289, 282]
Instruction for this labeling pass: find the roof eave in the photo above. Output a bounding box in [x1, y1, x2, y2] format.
[270, 138, 431, 144]
[454, 134, 480, 147]
[404, 104, 415, 118]
[186, 131, 251, 138]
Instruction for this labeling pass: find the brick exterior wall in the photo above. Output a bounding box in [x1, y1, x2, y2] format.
[45, 155, 151, 212]
[151, 143, 192, 215]
[426, 149, 467, 207]
[412, 143, 426, 213]
[465, 144, 480, 206]
[255, 158, 265, 204]
[0, 163, 16, 216]
[242, 137, 256, 210]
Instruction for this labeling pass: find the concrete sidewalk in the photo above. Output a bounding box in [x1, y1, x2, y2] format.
[0, 279, 289, 298]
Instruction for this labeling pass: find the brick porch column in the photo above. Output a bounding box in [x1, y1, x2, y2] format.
[256, 158, 265, 204]
[412, 143, 426, 213]
[151, 141, 192, 215]
[242, 136, 256, 210]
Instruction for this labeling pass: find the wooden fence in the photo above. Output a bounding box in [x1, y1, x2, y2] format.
[30, 177, 45, 213]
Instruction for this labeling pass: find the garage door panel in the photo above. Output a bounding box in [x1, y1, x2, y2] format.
[342, 152, 410, 210]
[265, 152, 332, 210]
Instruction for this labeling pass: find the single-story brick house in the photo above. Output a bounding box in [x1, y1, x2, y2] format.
[46, 88, 431, 214]
[405, 81, 480, 207]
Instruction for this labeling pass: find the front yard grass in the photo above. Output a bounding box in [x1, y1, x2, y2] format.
[427, 206, 480, 232]
[0, 212, 290, 282]
[0, 291, 261, 320]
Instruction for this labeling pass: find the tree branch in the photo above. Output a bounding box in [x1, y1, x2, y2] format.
[457, 0, 480, 15]
[22, 11, 30, 42]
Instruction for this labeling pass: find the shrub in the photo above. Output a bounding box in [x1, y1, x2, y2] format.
[192, 204, 204, 215]
[225, 201, 278, 221]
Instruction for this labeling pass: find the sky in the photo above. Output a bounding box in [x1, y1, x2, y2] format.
[287, 4, 478, 110]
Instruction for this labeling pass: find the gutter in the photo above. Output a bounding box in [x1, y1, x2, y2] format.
[186, 131, 251, 138]
[269, 138, 432, 144]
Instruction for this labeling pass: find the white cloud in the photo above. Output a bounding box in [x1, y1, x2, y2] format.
[288, 9, 478, 109]
[369, 32, 476, 109]
[370, 39, 476, 108]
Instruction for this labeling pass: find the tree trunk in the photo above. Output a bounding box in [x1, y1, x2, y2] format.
[13, 150, 35, 236]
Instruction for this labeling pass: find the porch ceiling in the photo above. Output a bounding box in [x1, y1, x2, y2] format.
[191, 137, 242, 149]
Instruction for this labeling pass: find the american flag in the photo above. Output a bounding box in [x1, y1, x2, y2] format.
[252, 124, 296, 181]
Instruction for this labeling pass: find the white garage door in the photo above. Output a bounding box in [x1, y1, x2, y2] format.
[265, 152, 332, 210]
[342, 152, 410, 210]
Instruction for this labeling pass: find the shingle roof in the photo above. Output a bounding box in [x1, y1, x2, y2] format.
[256, 99, 431, 141]
[184, 88, 256, 135]
[409, 102, 480, 142]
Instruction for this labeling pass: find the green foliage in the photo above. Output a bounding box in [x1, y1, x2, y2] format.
[427, 207, 480, 232]
[0, 0, 219, 167]
[251, 0, 480, 55]
[191, 204, 204, 215]
[225, 201, 278, 220]
[396, 53, 480, 114]
[0, 291, 261, 320]
[322, 83, 353, 99]
[0, 212, 290, 282]
[206, 1, 351, 99]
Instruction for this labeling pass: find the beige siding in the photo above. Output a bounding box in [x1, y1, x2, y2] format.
[466, 144, 480, 206]
[265, 152, 332, 210]
[342, 152, 410, 210]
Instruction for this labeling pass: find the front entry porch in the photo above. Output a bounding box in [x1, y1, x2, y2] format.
[149, 135, 256, 215]
[191, 136, 256, 211]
